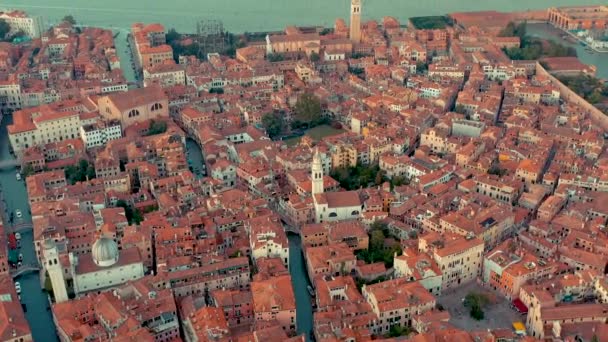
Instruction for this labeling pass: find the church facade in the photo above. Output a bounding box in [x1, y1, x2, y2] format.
[43, 235, 145, 301]
[311, 148, 363, 223]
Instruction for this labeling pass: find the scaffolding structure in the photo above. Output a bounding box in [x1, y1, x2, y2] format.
[195, 19, 226, 57]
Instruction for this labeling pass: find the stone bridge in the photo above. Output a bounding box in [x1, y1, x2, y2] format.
[10, 263, 40, 279]
[6, 222, 33, 234]
[0, 159, 19, 170]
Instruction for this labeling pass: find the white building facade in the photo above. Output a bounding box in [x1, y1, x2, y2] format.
[0, 11, 44, 38]
[69, 237, 145, 296]
[80, 120, 122, 149]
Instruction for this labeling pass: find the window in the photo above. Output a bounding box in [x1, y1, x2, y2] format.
[128, 109, 140, 118]
[151, 103, 163, 111]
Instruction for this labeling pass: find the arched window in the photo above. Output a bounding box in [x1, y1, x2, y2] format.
[128, 109, 140, 118]
[151, 103, 163, 111]
[351, 210, 360, 216]
[329, 212, 337, 218]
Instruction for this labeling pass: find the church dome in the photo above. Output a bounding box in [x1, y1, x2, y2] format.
[91, 236, 119, 267]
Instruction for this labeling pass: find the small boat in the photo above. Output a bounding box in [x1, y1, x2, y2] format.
[307, 285, 315, 297]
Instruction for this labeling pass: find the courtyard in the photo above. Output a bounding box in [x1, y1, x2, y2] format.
[283, 124, 345, 146]
[437, 281, 525, 332]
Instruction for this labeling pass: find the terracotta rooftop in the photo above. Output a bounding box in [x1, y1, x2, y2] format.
[103, 85, 167, 112]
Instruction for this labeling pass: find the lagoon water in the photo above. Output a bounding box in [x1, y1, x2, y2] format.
[3, 0, 608, 32]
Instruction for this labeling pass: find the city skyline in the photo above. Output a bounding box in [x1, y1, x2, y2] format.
[0, 3, 608, 342]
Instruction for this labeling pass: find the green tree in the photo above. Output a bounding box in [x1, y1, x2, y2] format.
[166, 28, 181, 43]
[499, 22, 516, 37]
[391, 175, 409, 187]
[356, 221, 402, 267]
[116, 200, 144, 225]
[558, 74, 608, 106]
[374, 169, 385, 185]
[21, 164, 35, 178]
[143, 205, 159, 214]
[416, 61, 428, 74]
[294, 93, 322, 129]
[0, 19, 10, 40]
[65, 159, 96, 185]
[62, 15, 76, 25]
[370, 229, 385, 251]
[370, 221, 388, 233]
[470, 304, 485, 320]
[409, 16, 450, 29]
[587, 90, 603, 104]
[209, 87, 224, 94]
[388, 325, 412, 337]
[310, 51, 320, 62]
[504, 35, 576, 61]
[499, 21, 526, 39]
[132, 209, 144, 225]
[261, 113, 284, 139]
[147, 119, 167, 135]
[454, 104, 467, 114]
[464, 292, 489, 321]
[319, 28, 332, 36]
[488, 164, 507, 177]
[348, 67, 364, 76]
[330, 163, 382, 190]
[267, 53, 284, 62]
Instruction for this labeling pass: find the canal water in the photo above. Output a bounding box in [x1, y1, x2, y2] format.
[0, 116, 58, 342]
[288, 233, 313, 341]
[113, 29, 137, 84]
[186, 138, 206, 178]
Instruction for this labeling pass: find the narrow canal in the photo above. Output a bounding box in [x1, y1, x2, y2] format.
[186, 138, 206, 178]
[288, 233, 313, 341]
[113, 28, 138, 85]
[185, 137, 315, 339]
[0, 116, 58, 342]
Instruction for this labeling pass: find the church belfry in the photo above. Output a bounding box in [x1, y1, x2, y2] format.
[311, 148, 324, 195]
[350, 0, 362, 43]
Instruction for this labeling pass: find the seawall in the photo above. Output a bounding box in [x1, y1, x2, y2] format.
[535, 61, 608, 131]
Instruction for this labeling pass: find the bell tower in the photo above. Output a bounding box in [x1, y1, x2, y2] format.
[42, 239, 69, 303]
[350, 0, 362, 43]
[311, 148, 324, 195]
